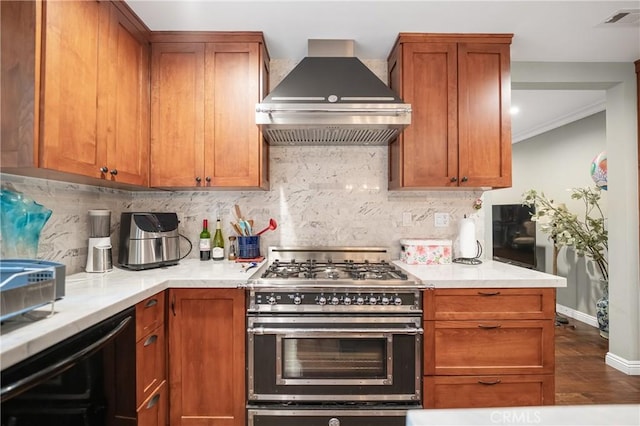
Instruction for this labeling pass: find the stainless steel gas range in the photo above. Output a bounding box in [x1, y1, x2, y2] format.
[245, 246, 424, 426]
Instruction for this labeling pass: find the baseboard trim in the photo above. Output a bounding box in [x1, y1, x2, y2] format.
[556, 304, 598, 327]
[556, 304, 640, 376]
[606, 352, 640, 376]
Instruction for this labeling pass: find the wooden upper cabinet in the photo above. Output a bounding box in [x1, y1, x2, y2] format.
[1, 0, 150, 188]
[150, 33, 270, 190]
[150, 42, 206, 187]
[102, 2, 150, 186]
[388, 33, 513, 189]
[39, 0, 108, 178]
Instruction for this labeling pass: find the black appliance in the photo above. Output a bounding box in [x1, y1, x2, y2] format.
[1, 308, 134, 426]
[244, 247, 423, 426]
[492, 204, 537, 269]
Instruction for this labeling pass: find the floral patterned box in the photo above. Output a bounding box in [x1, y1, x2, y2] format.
[400, 239, 452, 265]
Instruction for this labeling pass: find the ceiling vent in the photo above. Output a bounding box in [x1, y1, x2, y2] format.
[600, 9, 640, 26]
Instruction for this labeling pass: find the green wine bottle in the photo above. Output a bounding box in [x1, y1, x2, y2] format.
[212, 219, 224, 261]
[199, 219, 211, 261]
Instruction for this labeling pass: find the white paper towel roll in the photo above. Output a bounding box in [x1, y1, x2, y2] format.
[458, 217, 477, 258]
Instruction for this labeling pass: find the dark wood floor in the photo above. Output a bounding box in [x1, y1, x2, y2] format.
[555, 318, 640, 405]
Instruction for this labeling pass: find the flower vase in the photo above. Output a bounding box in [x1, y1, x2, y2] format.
[595, 280, 609, 339]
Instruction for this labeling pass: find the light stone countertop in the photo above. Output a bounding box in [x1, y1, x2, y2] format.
[405, 404, 640, 425]
[1, 258, 564, 370]
[394, 259, 567, 288]
[0, 259, 265, 370]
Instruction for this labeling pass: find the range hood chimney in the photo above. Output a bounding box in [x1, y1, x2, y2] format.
[256, 40, 411, 146]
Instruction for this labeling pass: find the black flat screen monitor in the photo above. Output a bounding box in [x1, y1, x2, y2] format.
[492, 204, 537, 269]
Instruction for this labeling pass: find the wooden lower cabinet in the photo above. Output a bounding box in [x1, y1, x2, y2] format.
[422, 288, 556, 408]
[105, 292, 167, 426]
[167, 288, 246, 426]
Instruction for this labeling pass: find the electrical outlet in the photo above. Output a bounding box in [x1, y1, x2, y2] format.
[434, 212, 450, 227]
[402, 212, 412, 227]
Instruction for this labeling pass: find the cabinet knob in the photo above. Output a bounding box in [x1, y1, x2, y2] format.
[205, 176, 211, 183]
[450, 177, 458, 182]
[461, 176, 468, 182]
[99, 166, 108, 173]
[195, 176, 202, 183]
[109, 169, 118, 176]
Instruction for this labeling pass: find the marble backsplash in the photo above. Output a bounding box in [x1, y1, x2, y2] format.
[1, 146, 484, 274]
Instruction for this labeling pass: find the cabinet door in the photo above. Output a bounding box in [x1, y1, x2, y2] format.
[40, 0, 109, 177]
[205, 42, 266, 188]
[396, 42, 458, 188]
[103, 4, 150, 186]
[457, 42, 512, 188]
[168, 288, 246, 426]
[150, 43, 205, 187]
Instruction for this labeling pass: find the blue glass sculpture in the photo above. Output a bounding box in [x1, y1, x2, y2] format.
[0, 188, 52, 259]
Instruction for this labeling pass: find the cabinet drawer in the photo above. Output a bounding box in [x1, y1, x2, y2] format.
[423, 375, 555, 408]
[423, 288, 555, 320]
[136, 292, 165, 340]
[136, 324, 166, 409]
[424, 320, 554, 375]
[137, 380, 167, 426]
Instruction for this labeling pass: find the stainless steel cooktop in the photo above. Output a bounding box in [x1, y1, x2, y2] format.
[248, 246, 418, 288]
[245, 247, 422, 313]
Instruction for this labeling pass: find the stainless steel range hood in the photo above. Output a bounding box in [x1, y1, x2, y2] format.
[256, 42, 411, 146]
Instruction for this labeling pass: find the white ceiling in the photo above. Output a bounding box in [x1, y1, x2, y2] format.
[126, 0, 639, 141]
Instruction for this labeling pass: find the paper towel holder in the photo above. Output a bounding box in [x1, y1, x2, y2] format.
[453, 215, 483, 265]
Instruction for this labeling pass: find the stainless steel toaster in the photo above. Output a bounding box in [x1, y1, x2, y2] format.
[118, 212, 180, 270]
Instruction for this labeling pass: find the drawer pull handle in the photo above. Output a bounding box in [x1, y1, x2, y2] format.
[477, 291, 500, 296]
[146, 393, 161, 409]
[145, 298, 158, 308]
[144, 334, 158, 346]
[477, 324, 502, 329]
[478, 379, 501, 385]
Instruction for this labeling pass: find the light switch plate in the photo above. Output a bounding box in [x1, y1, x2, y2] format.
[402, 212, 412, 227]
[434, 212, 450, 227]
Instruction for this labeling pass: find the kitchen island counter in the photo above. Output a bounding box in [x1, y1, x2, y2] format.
[0, 259, 264, 370]
[394, 259, 566, 288]
[406, 404, 640, 425]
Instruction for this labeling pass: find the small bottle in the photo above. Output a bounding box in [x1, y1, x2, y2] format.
[228, 236, 237, 261]
[212, 219, 225, 261]
[199, 219, 211, 261]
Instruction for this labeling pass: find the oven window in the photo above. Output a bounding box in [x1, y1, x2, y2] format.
[282, 338, 386, 379]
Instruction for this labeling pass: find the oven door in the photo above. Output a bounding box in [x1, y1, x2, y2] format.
[247, 315, 422, 402]
[248, 407, 409, 426]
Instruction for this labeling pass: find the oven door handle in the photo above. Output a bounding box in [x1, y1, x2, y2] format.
[247, 327, 424, 335]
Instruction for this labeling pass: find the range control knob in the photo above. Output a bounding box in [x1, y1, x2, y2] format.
[394, 297, 402, 306]
[318, 296, 327, 306]
[369, 296, 378, 305]
[331, 296, 340, 305]
[356, 297, 365, 305]
[267, 296, 277, 305]
[293, 295, 302, 305]
[381, 297, 390, 305]
[343, 296, 352, 305]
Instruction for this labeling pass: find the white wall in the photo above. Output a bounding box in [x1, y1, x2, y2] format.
[490, 111, 607, 315]
[508, 61, 639, 375]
